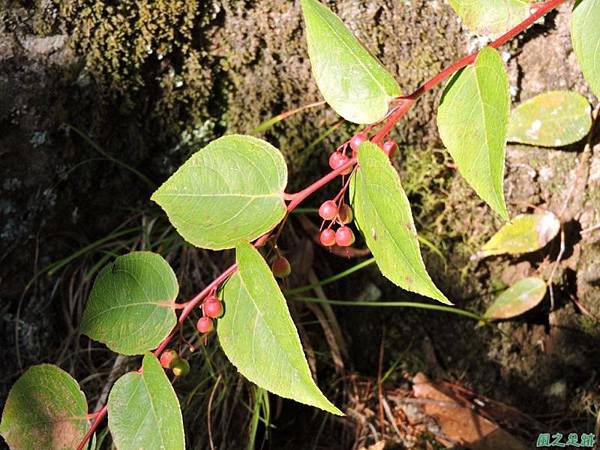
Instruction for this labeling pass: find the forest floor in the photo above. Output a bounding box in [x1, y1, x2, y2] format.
[1, 1, 599, 449]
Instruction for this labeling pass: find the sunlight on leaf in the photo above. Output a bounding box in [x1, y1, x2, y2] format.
[437, 47, 510, 220]
[449, 0, 531, 36]
[0, 365, 89, 450]
[571, 0, 600, 99]
[474, 212, 560, 259]
[152, 135, 288, 250]
[484, 277, 547, 320]
[218, 242, 343, 415]
[508, 91, 592, 146]
[301, 0, 401, 124]
[350, 142, 450, 304]
[81, 252, 179, 355]
[108, 354, 184, 450]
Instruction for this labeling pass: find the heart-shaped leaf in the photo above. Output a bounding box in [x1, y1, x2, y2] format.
[152, 135, 288, 250]
[437, 47, 510, 220]
[350, 142, 450, 304]
[474, 212, 560, 259]
[218, 242, 342, 415]
[108, 354, 184, 450]
[301, 0, 401, 124]
[449, 0, 531, 36]
[0, 365, 89, 450]
[571, 0, 600, 98]
[508, 91, 592, 146]
[81, 252, 179, 356]
[484, 277, 547, 320]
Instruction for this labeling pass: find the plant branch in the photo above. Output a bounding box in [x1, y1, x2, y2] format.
[372, 0, 567, 144]
[77, 405, 107, 450]
[76, 1, 567, 447]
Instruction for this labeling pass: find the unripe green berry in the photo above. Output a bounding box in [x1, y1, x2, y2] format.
[171, 358, 190, 377]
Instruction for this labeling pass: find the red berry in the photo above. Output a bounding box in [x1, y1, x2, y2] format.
[383, 140, 397, 157]
[197, 316, 214, 333]
[335, 226, 355, 247]
[171, 358, 190, 377]
[319, 200, 338, 221]
[320, 228, 336, 247]
[338, 204, 353, 224]
[350, 133, 367, 151]
[328, 152, 348, 170]
[328, 152, 353, 175]
[271, 255, 292, 278]
[160, 349, 178, 369]
[204, 299, 223, 318]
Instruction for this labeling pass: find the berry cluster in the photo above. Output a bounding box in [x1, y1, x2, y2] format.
[196, 293, 223, 334]
[159, 349, 190, 377]
[318, 200, 355, 247]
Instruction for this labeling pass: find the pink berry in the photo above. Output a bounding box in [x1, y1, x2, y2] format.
[383, 140, 397, 157]
[204, 299, 223, 318]
[335, 226, 355, 247]
[271, 255, 292, 278]
[197, 316, 214, 333]
[319, 200, 338, 221]
[338, 204, 353, 224]
[320, 228, 336, 247]
[160, 349, 178, 369]
[350, 133, 367, 151]
[328, 152, 348, 170]
[328, 152, 353, 175]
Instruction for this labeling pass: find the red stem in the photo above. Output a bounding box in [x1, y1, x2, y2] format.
[75, 1, 566, 447]
[372, 0, 566, 144]
[77, 405, 107, 450]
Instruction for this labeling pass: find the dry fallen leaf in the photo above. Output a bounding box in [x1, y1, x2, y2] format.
[412, 373, 528, 450]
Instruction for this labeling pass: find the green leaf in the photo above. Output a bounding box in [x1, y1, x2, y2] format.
[81, 252, 178, 356]
[571, 0, 600, 98]
[350, 142, 450, 304]
[108, 354, 184, 450]
[218, 242, 342, 415]
[449, 0, 531, 36]
[0, 365, 89, 450]
[437, 47, 510, 220]
[484, 277, 547, 320]
[152, 135, 288, 250]
[508, 91, 592, 146]
[475, 212, 560, 259]
[301, 0, 401, 124]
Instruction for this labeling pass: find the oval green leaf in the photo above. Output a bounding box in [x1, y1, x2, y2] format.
[108, 354, 184, 450]
[449, 0, 531, 36]
[474, 212, 560, 259]
[301, 0, 401, 124]
[484, 277, 547, 320]
[350, 142, 450, 304]
[508, 91, 592, 146]
[151, 135, 288, 250]
[571, 0, 600, 98]
[437, 47, 510, 220]
[0, 365, 89, 450]
[218, 242, 342, 415]
[81, 252, 179, 356]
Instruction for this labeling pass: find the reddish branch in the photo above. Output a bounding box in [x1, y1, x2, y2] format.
[76, 1, 567, 447]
